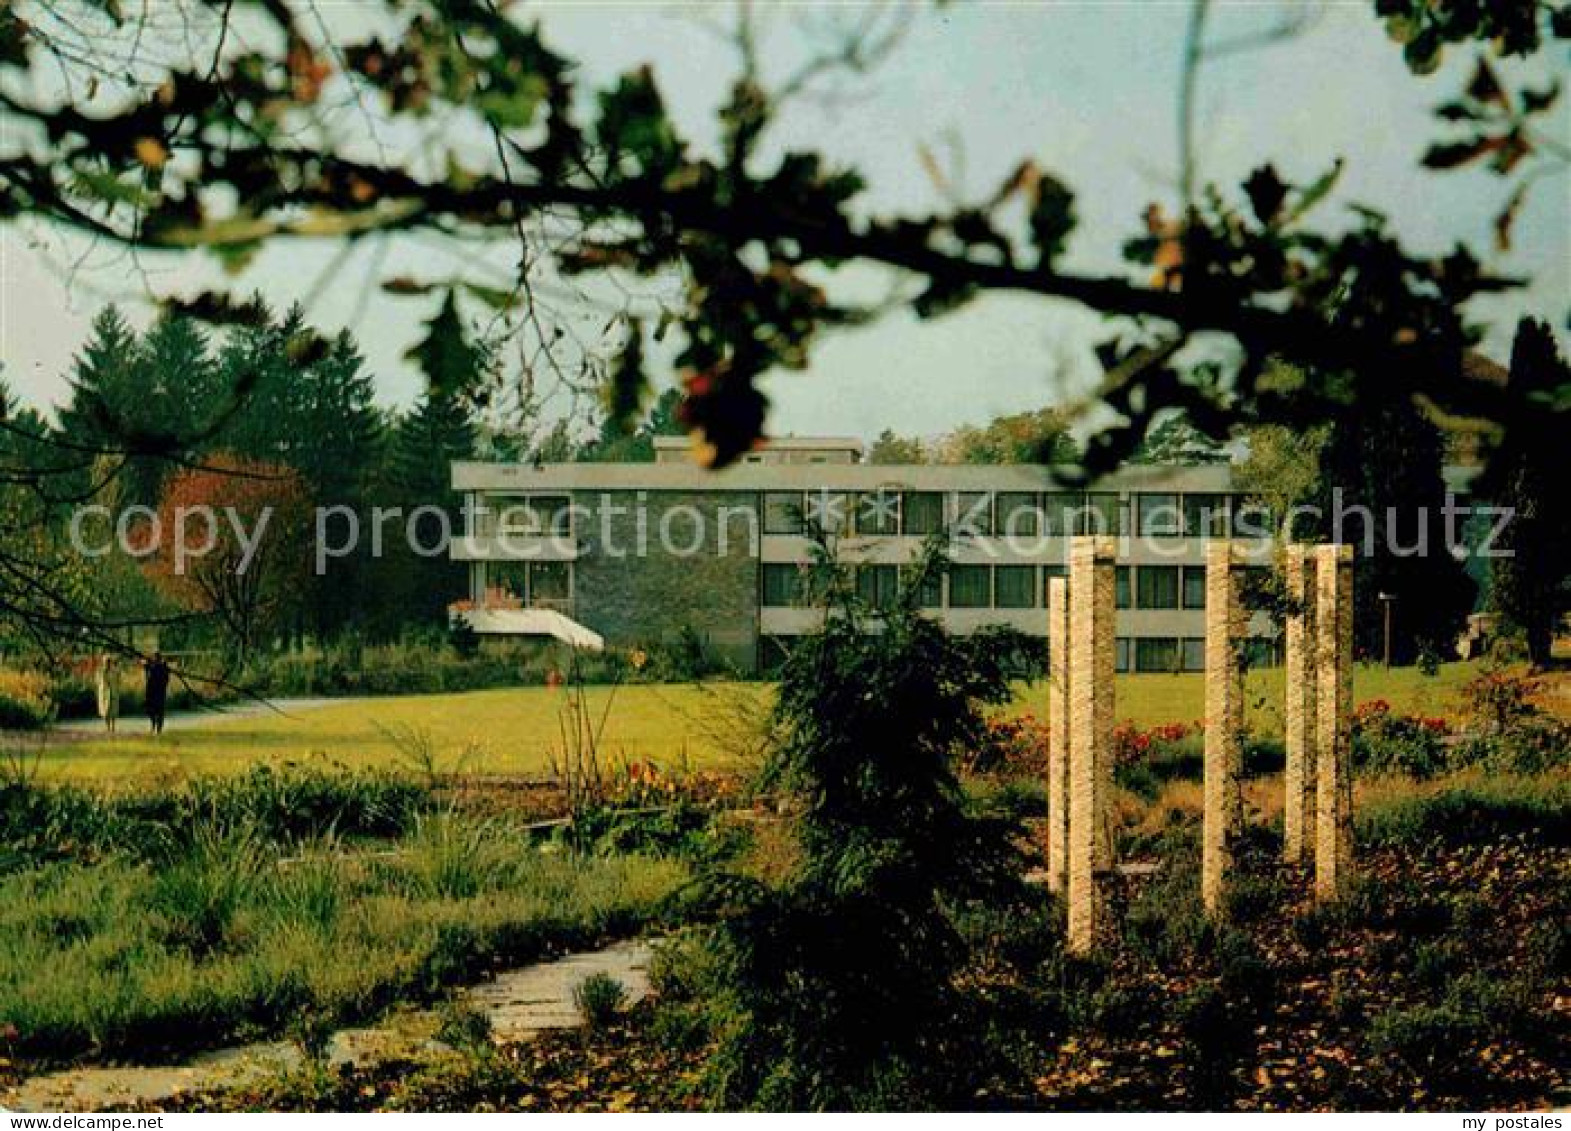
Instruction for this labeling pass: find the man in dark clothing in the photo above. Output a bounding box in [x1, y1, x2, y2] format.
[144, 652, 171, 736]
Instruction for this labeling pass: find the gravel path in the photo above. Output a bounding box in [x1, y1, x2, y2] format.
[48, 697, 356, 738]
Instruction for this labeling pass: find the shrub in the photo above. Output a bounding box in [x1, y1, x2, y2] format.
[1461, 668, 1540, 735]
[1491, 716, 1571, 773]
[1174, 983, 1250, 1101]
[963, 713, 1048, 776]
[685, 542, 1032, 1110]
[1365, 1003, 1487, 1086]
[1351, 700, 1451, 778]
[573, 972, 628, 1029]
[1359, 778, 1571, 849]
[435, 999, 494, 1053]
[0, 670, 56, 730]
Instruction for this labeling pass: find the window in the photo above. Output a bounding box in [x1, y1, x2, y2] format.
[995, 566, 1037, 608]
[996, 492, 1041, 538]
[857, 565, 900, 609]
[915, 571, 943, 609]
[1115, 637, 1132, 674]
[1135, 637, 1181, 673]
[496, 503, 532, 537]
[903, 492, 945, 536]
[1138, 493, 1183, 537]
[764, 492, 803, 535]
[1183, 493, 1230, 538]
[530, 562, 571, 605]
[803, 490, 852, 535]
[1181, 638, 1206, 672]
[497, 495, 570, 537]
[1182, 566, 1206, 610]
[762, 563, 804, 607]
[1079, 493, 1124, 535]
[487, 562, 529, 605]
[1116, 566, 1131, 610]
[538, 496, 572, 536]
[955, 492, 994, 536]
[855, 491, 901, 536]
[1042, 492, 1082, 536]
[1136, 566, 1180, 610]
[949, 565, 992, 608]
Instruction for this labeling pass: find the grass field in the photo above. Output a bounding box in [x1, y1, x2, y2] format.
[22, 662, 1494, 786]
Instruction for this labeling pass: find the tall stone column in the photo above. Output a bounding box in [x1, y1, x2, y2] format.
[1046, 574, 1071, 895]
[1203, 540, 1244, 916]
[1315, 543, 1355, 901]
[1067, 536, 1116, 954]
[1283, 547, 1318, 866]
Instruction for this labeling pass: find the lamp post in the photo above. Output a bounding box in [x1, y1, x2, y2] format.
[1378, 591, 1397, 669]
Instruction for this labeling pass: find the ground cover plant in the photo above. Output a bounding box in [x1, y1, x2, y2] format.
[0, 763, 693, 1066]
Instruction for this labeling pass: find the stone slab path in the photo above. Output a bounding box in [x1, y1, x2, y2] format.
[2, 940, 652, 1113]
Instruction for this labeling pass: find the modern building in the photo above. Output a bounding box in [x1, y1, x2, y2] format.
[449, 437, 1276, 674]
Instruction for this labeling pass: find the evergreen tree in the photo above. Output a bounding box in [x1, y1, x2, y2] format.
[1312, 385, 1475, 664]
[1482, 319, 1569, 665]
[56, 308, 219, 508]
[295, 331, 386, 637]
[1130, 411, 1228, 465]
[581, 386, 686, 462]
[374, 390, 478, 631]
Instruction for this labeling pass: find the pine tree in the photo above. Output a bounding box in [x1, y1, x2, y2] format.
[1313, 387, 1475, 664]
[57, 307, 218, 508]
[374, 390, 478, 631]
[1130, 411, 1228, 465]
[294, 330, 386, 637]
[1482, 319, 1569, 665]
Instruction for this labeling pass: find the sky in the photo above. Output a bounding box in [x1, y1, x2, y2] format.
[2, 1, 1566, 445]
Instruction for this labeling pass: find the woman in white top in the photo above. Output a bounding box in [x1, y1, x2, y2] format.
[95, 653, 120, 734]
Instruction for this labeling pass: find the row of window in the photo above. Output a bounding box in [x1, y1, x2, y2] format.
[483, 561, 573, 606]
[475, 490, 1253, 542]
[763, 563, 1221, 612]
[763, 490, 1241, 539]
[1112, 636, 1283, 673]
[493, 496, 573, 538]
[757, 634, 1282, 675]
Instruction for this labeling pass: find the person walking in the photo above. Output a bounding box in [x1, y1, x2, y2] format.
[144, 652, 171, 736]
[95, 653, 120, 734]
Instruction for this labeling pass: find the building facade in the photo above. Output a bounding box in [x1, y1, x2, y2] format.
[450, 438, 1276, 674]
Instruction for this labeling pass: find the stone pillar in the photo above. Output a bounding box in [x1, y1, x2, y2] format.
[1067, 536, 1116, 954]
[1283, 547, 1318, 866]
[1203, 540, 1245, 916]
[1046, 574, 1071, 895]
[1315, 543, 1355, 901]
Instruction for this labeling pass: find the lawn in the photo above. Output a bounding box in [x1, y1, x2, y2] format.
[31, 663, 1487, 785]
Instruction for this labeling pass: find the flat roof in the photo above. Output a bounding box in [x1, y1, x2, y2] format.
[452, 460, 1235, 493]
[652, 435, 864, 452]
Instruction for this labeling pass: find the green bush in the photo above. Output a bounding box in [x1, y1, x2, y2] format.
[0, 766, 433, 874]
[681, 544, 1033, 1111]
[573, 972, 628, 1029]
[0, 671, 56, 730]
[1358, 777, 1571, 849]
[1365, 1003, 1487, 1085]
[1352, 701, 1451, 778]
[435, 999, 494, 1053]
